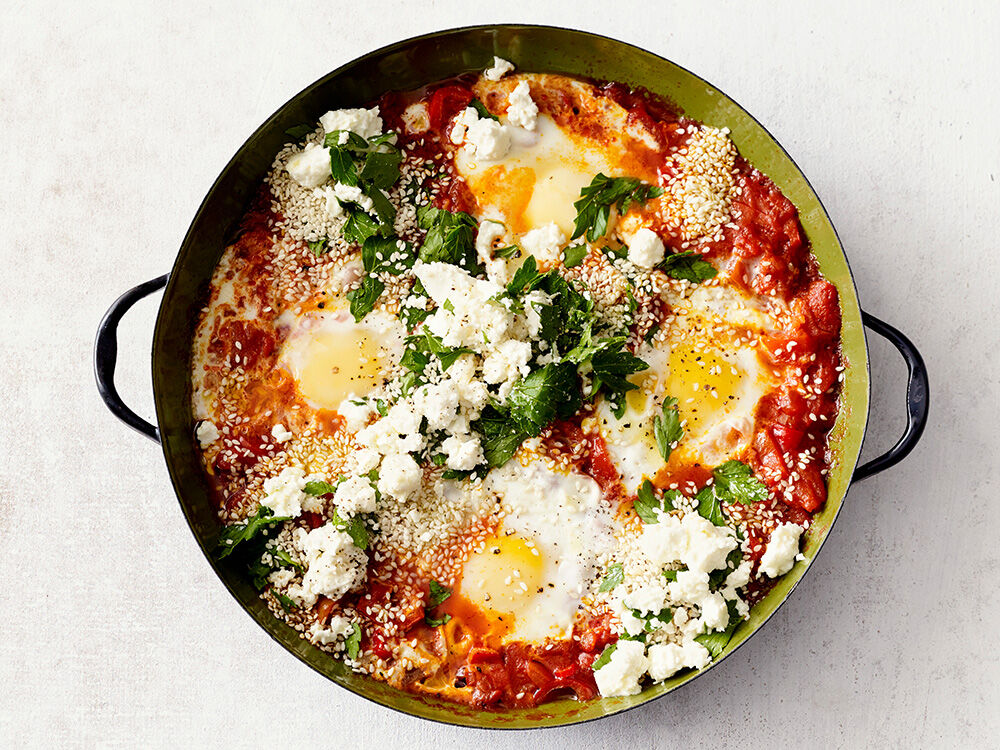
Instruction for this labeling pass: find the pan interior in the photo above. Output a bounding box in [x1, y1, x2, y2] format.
[152, 25, 869, 728]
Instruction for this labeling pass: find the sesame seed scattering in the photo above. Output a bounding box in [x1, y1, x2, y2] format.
[188, 66, 844, 709]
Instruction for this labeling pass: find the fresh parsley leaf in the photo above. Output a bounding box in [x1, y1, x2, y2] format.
[592, 643, 616, 671]
[216, 506, 290, 559]
[598, 563, 624, 592]
[428, 580, 452, 608]
[709, 548, 744, 590]
[366, 187, 397, 227]
[712, 460, 769, 505]
[363, 235, 414, 275]
[247, 546, 303, 590]
[442, 468, 475, 481]
[328, 144, 359, 186]
[506, 362, 581, 436]
[307, 238, 328, 256]
[572, 173, 664, 243]
[274, 592, 299, 612]
[633, 480, 663, 524]
[694, 601, 742, 658]
[425, 613, 452, 627]
[563, 243, 588, 267]
[284, 123, 314, 140]
[663, 569, 679, 582]
[474, 406, 530, 468]
[345, 622, 362, 659]
[347, 275, 385, 322]
[590, 347, 648, 402]
[494, 244, 520, 259]
[303, 480, 339, 496]
[658, 251, 717, 283]
[532, 272, 593, 356]
[342, 206, 380, 246]
[324, 130, 369, 150]
[360, 149, 403, 190]
[470, 98, 499, 121]
[417, 206, 478, 271]
[329, 509, 371, 551]
[653, 396, 684, 461]
[696, 485, 728, 528]
[505, 255, 544, 300]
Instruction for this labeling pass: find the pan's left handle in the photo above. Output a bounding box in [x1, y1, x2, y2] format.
[94, 274, 169, 443]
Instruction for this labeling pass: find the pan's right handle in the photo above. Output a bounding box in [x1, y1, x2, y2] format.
[94, 274, 169, 443]
[852, 311, 929, 482]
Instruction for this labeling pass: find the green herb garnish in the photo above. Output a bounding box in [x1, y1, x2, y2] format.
[712, 460, 769, 505]
[598, 563, 624, 592]
[658, 251, 717, 283]
[653, 396, 684, 461]
[572, 173, 664, 242]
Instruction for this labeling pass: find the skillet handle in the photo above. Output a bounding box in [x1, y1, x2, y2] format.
[94, 274, 169, 443]
[851, 310, 929, 482]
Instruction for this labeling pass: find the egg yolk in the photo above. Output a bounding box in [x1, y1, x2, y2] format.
[293, 328, 385, 410]
[460, 534, 546, 617]
[667, 342, 743, 435]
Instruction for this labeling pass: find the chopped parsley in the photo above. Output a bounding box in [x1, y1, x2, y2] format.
[633, 480, 679, 524]
[345, 622, 363, 659]
[216, 506, 290, 559]
[506, 362, 581, 436]
[694, 601, 743, 658]
[592, 643, 616, 670]
[347, 275, 385, 322]
[307, 238, 328, 256]
[470, 98, 499, 122]
[712, 460, 769, 504]
[658, 251, 717, 283]
[329, 508, 372, 551]
[303, 479, 339, 496]
[417, 206, 479, 272]
[652, 396, 684, 461]
[696, 485, 728, 528]
[598, 562, 624, 592]
[427, 580, 452, 608]
[562, 243, 588, 267]
[572, 173, 664, 242]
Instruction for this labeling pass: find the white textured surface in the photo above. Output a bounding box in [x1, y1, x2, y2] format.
[2, 1, 998, 746]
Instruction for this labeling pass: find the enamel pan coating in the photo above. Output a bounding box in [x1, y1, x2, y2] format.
[94, 25, 929, 729]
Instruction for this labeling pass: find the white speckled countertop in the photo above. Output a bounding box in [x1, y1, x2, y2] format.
[2, 1, 998, 746]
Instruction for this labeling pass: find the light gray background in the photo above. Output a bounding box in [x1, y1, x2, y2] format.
[2, 1, 997, 747]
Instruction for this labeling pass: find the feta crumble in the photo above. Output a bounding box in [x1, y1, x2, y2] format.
[377, 453, 423, 500]
[319, 107, 383, 141]
[195, 420, 220, 447]
[288, 524, 367, 606]
[506, 80, 539, 131]
[626, 227, 666, 268]
[260, 465, 308, 518]
[646, 641, 711, 682]
[594, 640, 649, 697]
[449, 107, 512, 161]
[759, 522, 804, 577]
[483, 56, 515, 81]
[333, 475, 378, 515]
[286, 143, 332, 188]
[270, 423, 293, 443]
[519, 222, 566, 263]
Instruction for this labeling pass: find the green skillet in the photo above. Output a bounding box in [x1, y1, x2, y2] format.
[94, 25, 929, 729]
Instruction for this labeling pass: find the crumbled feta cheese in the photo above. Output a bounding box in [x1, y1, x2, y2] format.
[286, 143, 332, 188]
[401, 102, 429, 134]
[333, 475, 378, 515]
[667, 569, 711, 605]
[260, 465, 308, 518]
[415, 262, 513, 351]
[639, 512, 737, 574]
[319, 107, 383, 141]
[594, 640, 649, 697]
[623, 583, 669, 615]
[483, 56, 515, 81]
[308, 614, 354, 645]
[377, 453, 422, 500]
[450, 107, 512, 160]
[412, 383, 460, 431]
[697, 591, 730, 631]
[288, 524, 367, 606]
[722, 559, 752, 598]
[476, 219, 506, 262]
[481, 339, 532, 386]
[349, 447, 381, 475]
[519, 222, 566, 262]
[270, 423, 293, 443]
[440, 433, 484, 472]
[332, 182, 374, 213]
[506, 81, 538, 130]
[626, 227, 666, 268]
[618, 607, 646, 638]
[196, 420, 220, 447]
[646, 641, 711, 682]
[759, 522, 804, 577]
[386, 401, 422, 436]
[337, 396, 375, 432]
